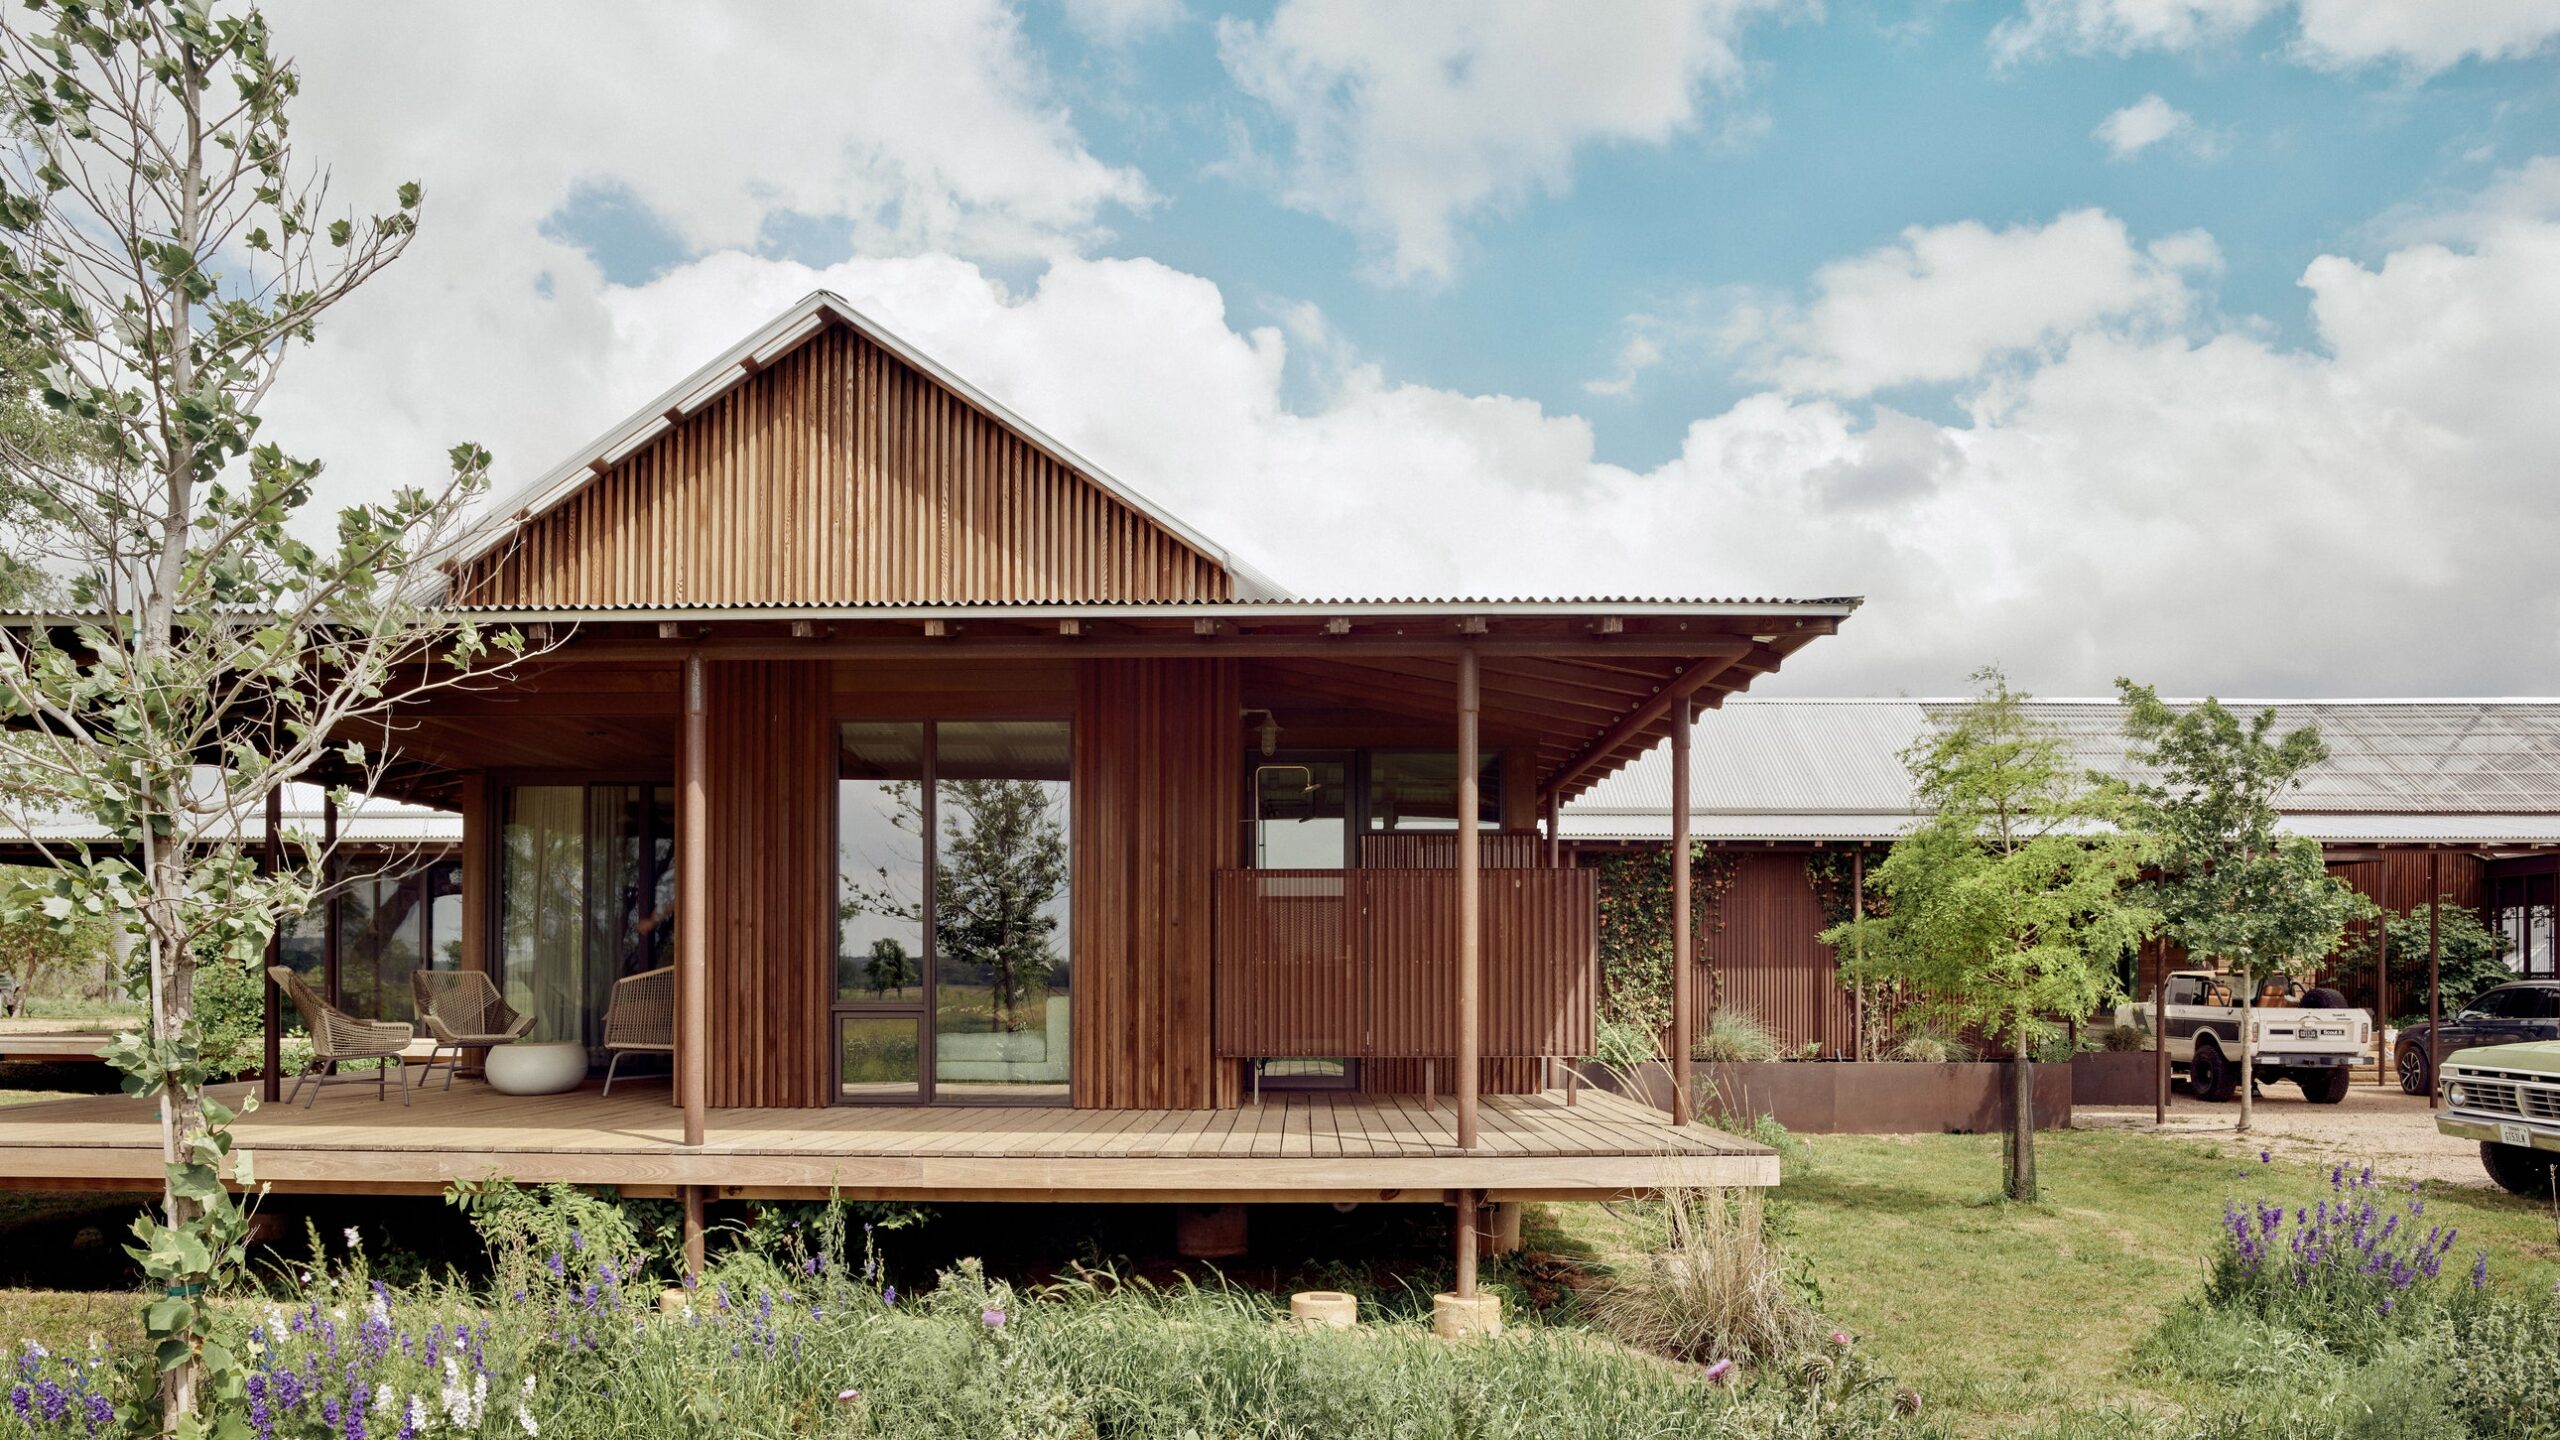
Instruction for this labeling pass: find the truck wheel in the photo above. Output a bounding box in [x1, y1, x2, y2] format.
[2481, 1142, 2556, 1199]
[2396, 1045, 2432, 1096]
[2299, 1069, 2351, 1105]
[2191, 1043, 2233, 1103]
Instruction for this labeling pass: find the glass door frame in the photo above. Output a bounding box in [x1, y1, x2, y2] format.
[480, 769, 676, 1063]
[832, 718, 1077, 1107]
[833, 721, 939, 1105]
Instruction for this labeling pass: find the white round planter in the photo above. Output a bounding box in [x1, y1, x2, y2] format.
[484, 1041, 587, 1096]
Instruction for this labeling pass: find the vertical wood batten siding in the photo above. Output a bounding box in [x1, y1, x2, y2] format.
[1213, 869, 1597, 1063]
[453, 324, 1233, 609]
[1072, 658, 1244, 1110]
[1698, 853, 1856, 1055]
[702, 660, 832, 1108]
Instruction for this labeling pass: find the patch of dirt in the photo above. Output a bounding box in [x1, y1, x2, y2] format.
[2077, 1079, 2491, 1187]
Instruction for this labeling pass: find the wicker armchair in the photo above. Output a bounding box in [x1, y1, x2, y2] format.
[268, 967, 413, 1107]
[412, 970, 535, 1090]
[601, 965, 676, 1095]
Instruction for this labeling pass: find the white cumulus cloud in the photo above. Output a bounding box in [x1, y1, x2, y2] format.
[1218, 0, 1796, 285]
[1725, 209, 2222, 397]
[1995, 0, 2560, 73]
[2095, 94, 2197, 160]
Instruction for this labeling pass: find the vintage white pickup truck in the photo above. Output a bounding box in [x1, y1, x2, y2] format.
[2121, 969, 2371, 1104]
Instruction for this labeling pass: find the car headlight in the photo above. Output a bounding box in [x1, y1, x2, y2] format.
[2445, 1081, 2465, 1106]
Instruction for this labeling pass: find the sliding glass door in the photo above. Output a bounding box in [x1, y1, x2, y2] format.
[834, 720, 1071, 1103]
[498, 783, 675, 1061]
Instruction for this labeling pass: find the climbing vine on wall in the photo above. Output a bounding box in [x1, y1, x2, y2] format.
[1594, 843, 1739, 1046]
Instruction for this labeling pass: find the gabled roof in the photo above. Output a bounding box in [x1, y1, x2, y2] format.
[1564, 697, 2560, 847]
[447, 290, 1285, 599]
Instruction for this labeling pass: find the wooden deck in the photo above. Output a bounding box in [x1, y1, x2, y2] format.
[0, 1082, 1770, 1202]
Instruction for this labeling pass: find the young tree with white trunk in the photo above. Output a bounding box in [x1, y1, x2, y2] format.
[0, 4, 528, 1428]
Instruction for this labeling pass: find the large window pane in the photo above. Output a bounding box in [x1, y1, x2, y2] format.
[1365, 751, 1500, 832]
[497, 785, 676, 1063]
[838, 723, 927, 1005]
[933, 720, 1071, 1098]
[839, 1015, 922, 1100]
[338, 873, 424, 1023]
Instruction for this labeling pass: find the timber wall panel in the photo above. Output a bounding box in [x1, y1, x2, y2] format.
[454, 324, 1233, 609]
[1214, 868, 1596, 1070]
[1697, 852, 1856, 1056]
[1073, 658, 1243, 1109]
[702, 660, 833, 1108]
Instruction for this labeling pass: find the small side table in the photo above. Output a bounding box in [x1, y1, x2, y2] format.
[483, 1041, 588, 1096]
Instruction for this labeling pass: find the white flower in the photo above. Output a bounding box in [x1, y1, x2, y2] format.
[438, 1358, 487, 1431]
[375, 1380, 398, 1416]
[343, 1226, 361, 1250]
[406, 1395, 429, 1436]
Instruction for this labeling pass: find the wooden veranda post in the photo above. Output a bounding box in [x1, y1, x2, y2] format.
[1670, 703, 1694, 1127]
[1456, 647, 1482, 1153]
[2428, 849, 2442, 1109]
[2375, 918, 2389, 1088]
[261, 787, 283, 1103]
[2154, 949, 2168, 1125]
[1454, 1189, 1480, 1300]
[1544, 791, 1560, 869]
[1850, 849, 1865, 1062]
[321, 794, 339, 1005]
[678, 653, 708, 1147]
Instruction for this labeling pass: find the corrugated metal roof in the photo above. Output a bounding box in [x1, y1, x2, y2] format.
[2, 785, 458, 848]
[430, 595, 1863, 619]
[1567, 697, 2560, 843]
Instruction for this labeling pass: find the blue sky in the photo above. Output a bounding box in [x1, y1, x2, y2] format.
[546, 1, 2558, 467]
[271, 0, 2560, 696]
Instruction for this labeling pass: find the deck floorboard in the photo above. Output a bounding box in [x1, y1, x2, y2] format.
[0, 1083, 1771, 1201]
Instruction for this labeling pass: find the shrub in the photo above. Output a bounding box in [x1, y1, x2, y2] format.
[2101, 1023, 2153, 1053]
[1693, 1009, 1780, 1064]
[2203, 1162, 2462, 1356]
[1589, 1016, 1661, 1070]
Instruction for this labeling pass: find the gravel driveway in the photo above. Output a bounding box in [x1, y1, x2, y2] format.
[2077, 1078, 2495, 1189]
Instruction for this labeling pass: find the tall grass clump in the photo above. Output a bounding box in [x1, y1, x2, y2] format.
[1591, 1185, 1830, 1371]
[1693, 1010, 1781, 1064]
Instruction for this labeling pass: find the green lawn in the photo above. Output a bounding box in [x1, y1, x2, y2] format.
[1550, 1127, 2560, 1435]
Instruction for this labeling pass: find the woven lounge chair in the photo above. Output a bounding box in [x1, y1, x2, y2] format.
[412, 969, 536, 1090]
[268, 967, 412, 1107]
[601, 964, 675, 1095]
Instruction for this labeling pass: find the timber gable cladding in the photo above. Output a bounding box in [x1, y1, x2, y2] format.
[451, 320, 1235, 610]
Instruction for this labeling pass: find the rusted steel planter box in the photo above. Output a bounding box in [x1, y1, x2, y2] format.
[1578, 1060, 2073, 1134]
[2069, 1050, 2160, 1106]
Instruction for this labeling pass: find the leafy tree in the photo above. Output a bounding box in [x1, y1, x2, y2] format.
[0, 862, 106, 1011]
[0, 6, 525, 1427]
[865, 935, 917, 1000]
[935, 779, 1066, 1031]
[2116, 682, 2373, 1134]
[2342, 899, 2513, 1020]
[1823, 667, 2155, 1201]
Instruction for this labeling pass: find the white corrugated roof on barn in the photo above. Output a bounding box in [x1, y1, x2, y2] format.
[1565, 698, 2560, 847]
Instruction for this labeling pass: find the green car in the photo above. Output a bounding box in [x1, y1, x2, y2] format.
[2436, 1041, 2560, 1196]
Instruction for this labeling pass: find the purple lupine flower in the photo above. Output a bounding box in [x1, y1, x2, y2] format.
[2474, 1252, 2491, 1290]
[545, 1253, 566, 1278]
[9, 1386, 30, 1422]
[883, 1286, 896, 1306]
[1702, 1358, 1736, 1384]
[83, 1391, 112, 1431]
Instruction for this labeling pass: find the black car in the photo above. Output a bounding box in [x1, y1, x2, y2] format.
[2396, 980, 2560, 1094]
